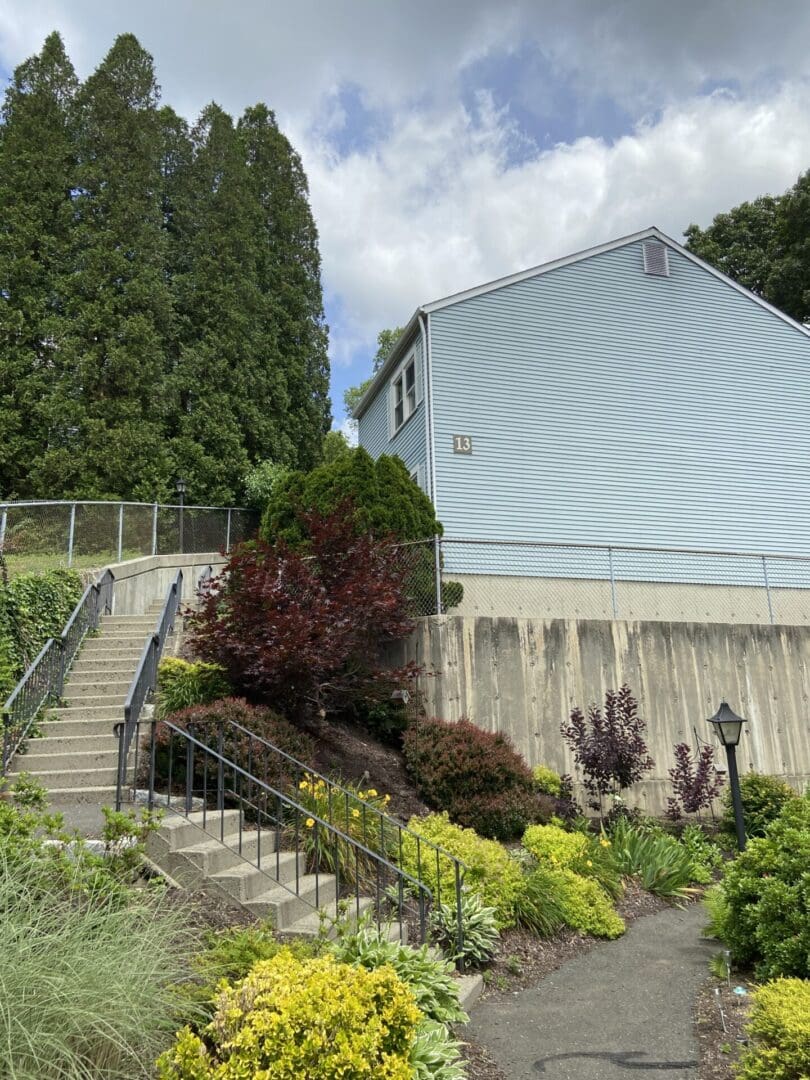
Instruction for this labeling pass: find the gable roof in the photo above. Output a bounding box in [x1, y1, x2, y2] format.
[353, 225, 810, 419]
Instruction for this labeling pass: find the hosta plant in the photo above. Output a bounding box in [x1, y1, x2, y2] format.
[411, 1019, 467, 1080]
[430, 890, 500, 969]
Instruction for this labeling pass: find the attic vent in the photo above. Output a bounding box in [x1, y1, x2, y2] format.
[642, 241, 670, 277]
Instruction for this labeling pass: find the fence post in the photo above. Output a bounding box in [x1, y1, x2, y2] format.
[225, 508, 232, 553]
[67, 503, 76, 568]
[762, 555, 775, 625]
[433, 535, 443, 615]
[152, 503, 158, 556]
[117, 503, 124, 563]
[0, 507, 6, 553]
[608, 546, 619, 619]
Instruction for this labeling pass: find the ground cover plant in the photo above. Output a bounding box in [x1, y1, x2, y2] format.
[403, 716, 550, 840]
[188, 508, 418, 722]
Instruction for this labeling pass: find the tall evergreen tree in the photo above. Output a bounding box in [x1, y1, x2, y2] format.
[238, 105, 330, 470]
[29, 34, 173, 499]
[0, 32, 77, 498]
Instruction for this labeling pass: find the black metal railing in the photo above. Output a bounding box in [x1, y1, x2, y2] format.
[115, 570, 182, 808]
[142, 717, 433, 944]
[1, 568, 114, 773]
[155, 715, 467, 955]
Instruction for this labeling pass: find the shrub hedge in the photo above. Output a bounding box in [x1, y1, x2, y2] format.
[721, 772, 799, 839]
[156, 658, 231, 719]
[402, 717, 551, 840]
[737, 978, 810, 1080]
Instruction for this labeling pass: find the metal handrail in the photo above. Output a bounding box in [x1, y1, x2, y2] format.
[173, 714, 467, 956]
[1, 568, 115, 773]
[115, 570, 182, 808]
[140, 717, 434, 945]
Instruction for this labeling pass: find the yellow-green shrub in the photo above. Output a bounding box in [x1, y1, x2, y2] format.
[157, 949, 420, 1079]
[402, 813, 524, 928]
[532, 765, 563, 796]
[156, 657, 230, 718]
[523, 823, 623, 898]
[554, 869, 625, 939]
[737, 978, 810, 1080]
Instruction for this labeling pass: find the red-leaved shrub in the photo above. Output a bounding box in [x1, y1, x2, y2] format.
[402, 717, 551, 840]
[187, 509, 418, 722]
[153, 697, 315, 795]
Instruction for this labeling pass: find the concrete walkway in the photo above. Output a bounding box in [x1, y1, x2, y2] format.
[468, 902, 714, 1080]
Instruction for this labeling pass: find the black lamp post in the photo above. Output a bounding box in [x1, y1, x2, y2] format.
[708, 701, 748, 851]
[176, 477, 187, 554]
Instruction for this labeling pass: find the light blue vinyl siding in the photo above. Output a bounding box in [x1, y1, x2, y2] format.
[429, 239, 810, 561]
[357, 332, 428, 490]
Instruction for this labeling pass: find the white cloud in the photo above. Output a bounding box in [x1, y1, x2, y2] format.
[303, 81, 810, 353]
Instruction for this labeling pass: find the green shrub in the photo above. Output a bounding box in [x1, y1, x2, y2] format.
[737, 978, 810, 1080]
[0, 568, 83, 701]
[156, 949, 421, 1079]
[403, 717, 549, 840]
[608, 818, 697, 899]
[429, 891, 500, 969]
[679, 824, 723, 884]
[0, 849, 197, 1079]
[401, 813, 525, 928]
[329, 920, 467, 1024]
[716, 796, 810, 978]
[522, 823, 623, 899]
[722, 772, 799, 839]
[532, 765, 562, 796]
[156, 657, 231, 718]
[295, 772, 398, 886]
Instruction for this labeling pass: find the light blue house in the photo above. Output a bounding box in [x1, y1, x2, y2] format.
[354, 227, 810, 609]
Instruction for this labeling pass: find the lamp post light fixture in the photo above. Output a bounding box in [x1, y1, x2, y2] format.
[708, 701, 748, 851]
[175, 477, 187, 554]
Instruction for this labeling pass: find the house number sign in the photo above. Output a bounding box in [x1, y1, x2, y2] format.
[453, 435, 473, 454]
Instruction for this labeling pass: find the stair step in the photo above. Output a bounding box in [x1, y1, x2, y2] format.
[210, 851, 303, 901]
[168, 829, 279, 878]
[64, 679, 132, 697]
[43, 785, 120, 805]
[71, 661, 139, 676]
[100, 616, 158, 628]
[13, 748, 120, 770]
[47, 704, 123, 723]
[26, 734, 118, 755]
[40, 717, 118, 738]
[148, 809, 244, 853]
[246, 874, 338, 928]
[10, 765, 122, 788]
[63, 693, 128, 709]
[80, 643, 145, 659]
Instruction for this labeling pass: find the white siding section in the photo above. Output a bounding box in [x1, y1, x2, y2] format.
[429, 239, 810, 555]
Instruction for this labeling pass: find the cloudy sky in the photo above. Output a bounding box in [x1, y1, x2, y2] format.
[3, 1, 810, 433]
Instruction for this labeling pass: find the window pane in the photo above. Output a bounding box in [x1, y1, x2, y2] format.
[395, 402, 404, 428]
[405, 362, 415, 391]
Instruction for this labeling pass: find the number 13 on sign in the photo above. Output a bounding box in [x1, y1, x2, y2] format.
[453, 435, 472, 454]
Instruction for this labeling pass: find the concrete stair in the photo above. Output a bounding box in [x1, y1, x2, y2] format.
[148, 808, 404, 942]
[9, 599, 165, 827]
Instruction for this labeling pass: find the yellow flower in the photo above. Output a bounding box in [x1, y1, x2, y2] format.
[299, 780, 309, 790]
[367, 789, 378, 798]
[358, 791, 367, 800]
[351, 808, 360, 819]
[586, 859, 593, 867]
[599, 838, 611, 848]
[305, 818, 315, 829]
[384, 795, 391, 804]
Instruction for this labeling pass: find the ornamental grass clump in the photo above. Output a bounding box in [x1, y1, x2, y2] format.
[157, 950, 422, 1079]
[0, 850, 197, 1080]
[294, 773, 398, 885]
[608, 818, 697, 900]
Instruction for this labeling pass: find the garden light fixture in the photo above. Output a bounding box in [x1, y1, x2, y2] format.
[175, 477, 187, 553]
[707, 701, 748, 851]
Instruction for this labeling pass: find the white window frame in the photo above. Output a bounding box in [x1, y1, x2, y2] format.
[389, 349, 420, 438]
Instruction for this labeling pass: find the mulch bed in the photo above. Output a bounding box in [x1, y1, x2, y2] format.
[694, 975, 754, 1079]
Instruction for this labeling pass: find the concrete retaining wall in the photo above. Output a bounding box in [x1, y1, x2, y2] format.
[387, 616, 810, 815]
[106, 553, 226, 615]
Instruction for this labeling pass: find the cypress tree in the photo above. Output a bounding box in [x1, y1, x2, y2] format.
[0, 33, 77, 498]
[30, 34, 173, 499]
[238, 105, 331, 471]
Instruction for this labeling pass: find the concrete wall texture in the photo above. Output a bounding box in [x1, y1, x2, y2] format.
[106, 553, 227, 615]
[388, 615, 810, 815]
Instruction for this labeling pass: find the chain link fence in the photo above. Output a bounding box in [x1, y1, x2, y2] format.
[0, 501, 259, 575]
[398, 537, 810, 626]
